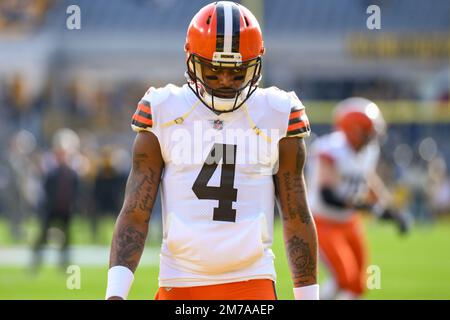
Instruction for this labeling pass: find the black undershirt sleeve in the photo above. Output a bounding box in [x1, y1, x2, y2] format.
[320, 186, 347, 208]
[320, 186, 373, 211]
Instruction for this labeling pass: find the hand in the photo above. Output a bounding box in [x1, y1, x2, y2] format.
[379, 208, 412, 235]
[394, 211, 412, 235]
[352, 201, 374, 212]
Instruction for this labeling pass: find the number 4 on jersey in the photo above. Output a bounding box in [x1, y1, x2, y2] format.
[192, 143, 238, 222]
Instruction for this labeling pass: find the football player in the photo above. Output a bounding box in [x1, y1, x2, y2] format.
[307, 97, 410, 300]
[105, 1, 318, 300]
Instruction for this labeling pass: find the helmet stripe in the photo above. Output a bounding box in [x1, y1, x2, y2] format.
[215, 3, 225, 52]
[222, 2, 233, 52]
[216, 2, 240, 54]
[231, 3, 240, 53]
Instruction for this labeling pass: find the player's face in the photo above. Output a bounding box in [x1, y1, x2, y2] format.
[201, 64, 247, 99]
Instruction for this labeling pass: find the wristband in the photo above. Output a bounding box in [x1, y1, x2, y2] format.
[293, 284, 319, 300]
[105, 266, 134, 300]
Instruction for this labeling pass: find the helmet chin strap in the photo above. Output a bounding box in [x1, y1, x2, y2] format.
[202, 85, 254, 112]
[202, 91, 242, 112]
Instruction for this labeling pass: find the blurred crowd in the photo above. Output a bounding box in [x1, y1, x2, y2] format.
[0, 71, 449, 252]
[0, 0, 53, 34]
[0, 73, 149, 246]
[378, 136, 450, 223]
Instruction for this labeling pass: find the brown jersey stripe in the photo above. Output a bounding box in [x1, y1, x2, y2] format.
[288, 121, 308, 132]
[132, 119, 152, 129]
[289, 109, 304, 120]
[137, 109, 152, 120]
[288, 105, 310, 136]
[138, 102, 151, 114]
[132, 119, 149, 128]
[132, 113, 153, 126]
[287, 127, 310, 136]
[288, 117, 303, 125]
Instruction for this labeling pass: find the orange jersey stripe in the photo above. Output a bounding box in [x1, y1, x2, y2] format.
[133, 114, 153, 126]
[138, 103, 151, 115]
[287, 121, 307, 131]
[289, 109, 304, 120]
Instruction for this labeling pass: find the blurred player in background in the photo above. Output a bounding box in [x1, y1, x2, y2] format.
[91, 146, 125, 242]
[307, 97, 411, 300]
[32, 129, 80, 272]
[106, 1, 319, 300]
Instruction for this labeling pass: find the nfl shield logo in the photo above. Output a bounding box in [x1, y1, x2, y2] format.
[212, 119, 224, 130]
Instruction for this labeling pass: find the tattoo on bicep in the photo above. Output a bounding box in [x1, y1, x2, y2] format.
[133, 153, 148, 170]
[113, 225, 146, 271]
[287, 235, 316, 285]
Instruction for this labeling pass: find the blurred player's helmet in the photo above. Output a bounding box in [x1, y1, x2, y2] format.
[333, 97, 386, 150]
[185, 1, 264, 113]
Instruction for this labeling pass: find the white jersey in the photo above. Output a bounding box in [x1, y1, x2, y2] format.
[307, 131, 380, 222]
[131, 84, 310, 287]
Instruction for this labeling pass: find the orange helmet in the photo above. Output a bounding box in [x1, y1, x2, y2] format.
[185, 1, 264, 113]
[333, 97, 386, 150]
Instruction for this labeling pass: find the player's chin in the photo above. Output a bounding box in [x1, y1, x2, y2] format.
[215, 93, 236, 99]
[214, 89, 238, 99]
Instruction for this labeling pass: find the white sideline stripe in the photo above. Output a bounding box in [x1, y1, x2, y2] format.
[0, 246, 160, 267]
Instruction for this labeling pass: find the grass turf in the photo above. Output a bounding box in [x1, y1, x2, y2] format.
[0, 217, 449, 299]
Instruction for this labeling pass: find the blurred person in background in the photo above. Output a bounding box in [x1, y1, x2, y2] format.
[91, 146, 125, 242]
[402, 152, 432, 223]
[307, 97, 411, 300]
[428, 156, 450, 218]
[32, 129, 80, 272]
[4, 74, 27, 129]
[4, 130, 43, 242]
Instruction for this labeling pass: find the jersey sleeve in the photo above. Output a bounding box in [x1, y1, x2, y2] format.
[131, 99, 153, 132]
[286, 93, 311, 138]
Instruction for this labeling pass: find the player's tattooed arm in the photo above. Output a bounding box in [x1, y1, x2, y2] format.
[274, 137, 318, 287]
[109, 131, 164, 272]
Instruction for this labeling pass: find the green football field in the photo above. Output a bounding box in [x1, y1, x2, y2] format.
[0, 216, 450, 300]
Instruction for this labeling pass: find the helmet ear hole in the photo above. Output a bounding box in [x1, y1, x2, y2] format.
[206, 15, 211, 25]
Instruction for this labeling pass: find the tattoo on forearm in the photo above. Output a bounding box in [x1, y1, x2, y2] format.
[281, 171, 311, 224]
[287, 235, 316, 285]
[276, 139, 312, 224]
[123, 165, 159, 217]
[112, 225, 146, 271]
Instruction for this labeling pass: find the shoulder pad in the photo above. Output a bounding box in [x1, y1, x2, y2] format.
[263, 86, 305, 113]
[142, 84, 180, 107]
